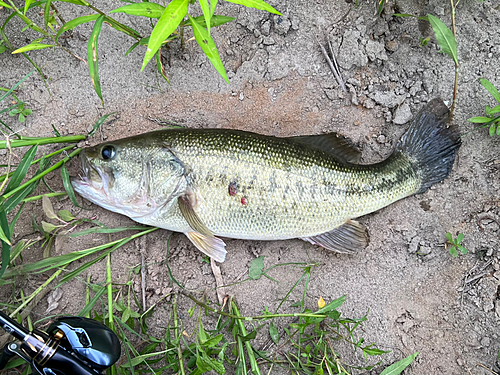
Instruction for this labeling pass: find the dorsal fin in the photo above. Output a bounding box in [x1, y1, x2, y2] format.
[287, 133, 361, 164]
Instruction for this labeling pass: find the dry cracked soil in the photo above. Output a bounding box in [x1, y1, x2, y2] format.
[1, 0, 500, 374]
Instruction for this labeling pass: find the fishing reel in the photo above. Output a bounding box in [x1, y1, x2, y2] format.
[0, 311, 121, 375]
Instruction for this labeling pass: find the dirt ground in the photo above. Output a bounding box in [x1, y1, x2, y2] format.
[1, 0, 500, 374]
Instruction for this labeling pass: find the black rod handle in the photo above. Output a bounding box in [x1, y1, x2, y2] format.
[0, 311, 29, 341]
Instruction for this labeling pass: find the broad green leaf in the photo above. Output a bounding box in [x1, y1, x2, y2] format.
[497, 124, 500, 136]
[55, 14, 99, 42]
[12, 43, 56, 54]
[41, 221, 59, 233]
[198, 0, 211, 34]
[427, 14, 458, 66]
[479, 78, 500, 103]
[240, 330, 257, 342]
[316, 295, 346, 314]
[468, 116, 494, 123]
[380, 352, 418, 375]
[188, 15, 228, 83]
[491, 124, 497, 137]
[459, 245, 468, 255]
[225, 0, 281, 15]
[42, 195, 58, 219]
[182, 14, 235, 28]
[202, 334, 223, 348]
[88, 15, 105, 105]
[3, 145, 37, 194]
[110, 3, 165, 18]
[141, 0, 188, 71]
[457, 233, 464, 243]
[490, 105, 500, 114]
[363, 347, 391, 356]
[269, 321, 278, 345]
[248, 255, 264, 280]
[58, 210, 75, 222]
[445, 232, 453, 242]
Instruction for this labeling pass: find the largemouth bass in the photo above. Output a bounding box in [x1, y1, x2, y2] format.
[71, 99, 461, 262]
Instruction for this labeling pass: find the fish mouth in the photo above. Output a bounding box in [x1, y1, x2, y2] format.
[70, 152, 113, 207]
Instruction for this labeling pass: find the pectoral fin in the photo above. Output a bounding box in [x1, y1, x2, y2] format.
[179, 193, 227, 262]
[185, 232, 227, 263]
[301, 220, 369, 253]
[178, 194, 212, 237]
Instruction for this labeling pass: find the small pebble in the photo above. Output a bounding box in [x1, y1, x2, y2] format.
[239, 92, 244, 101]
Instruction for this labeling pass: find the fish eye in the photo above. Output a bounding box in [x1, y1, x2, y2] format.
[101, 145, 116, 160]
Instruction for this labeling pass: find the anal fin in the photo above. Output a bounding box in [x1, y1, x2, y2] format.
[185, 232, 227, 263]
[301, 219, 369, 254]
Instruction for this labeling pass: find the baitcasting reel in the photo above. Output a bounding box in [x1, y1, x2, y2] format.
[0, 311, 121, 375]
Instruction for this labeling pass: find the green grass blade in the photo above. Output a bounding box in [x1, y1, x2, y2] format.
[44, 0, 52, 29]
[141, 0, 188, 71]
[88, 112, 116, 137]
[0, 1, 12, 8]
[24, 0, 34, 15]
[70, 226, 148, 238]
[380, 352, 419, 375]
[427, 14, 458, 66]
[188, 15, 228, 83]
[55, 14, 99, 42]
[0, 70, 35, 103]
[12, 43, 56, 54]
[224, 0, 281, 15]
[210, 0, 218, 17]
[198, 0, 211, 34]
[0, 209, 11, 278]
[110, 3, 165, 18]
[479, 78, 500, 104]
[56, 0, 90, 6]
[106, 253, 114, 331]
[125, 41, 140, 56]
[0, 135, 84, 149]
[3, 145, 38, 195]
[0, 217, 11, 245]
[182, 14, 234, 28]
[61, 164, 80, 207]
[78, 285, 106, 317]
[155, 49, 170, 83]
[88, 15, 105, 105]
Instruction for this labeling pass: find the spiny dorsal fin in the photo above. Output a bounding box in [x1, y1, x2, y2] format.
[301, 219, 369, 253]
[185, 232, 227, 262]
[178, 194, 213, 237]
[287, 133, 361, 164]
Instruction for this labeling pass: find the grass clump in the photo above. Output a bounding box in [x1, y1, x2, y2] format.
[1, 0, 281, 104]
[468, 78, 500, 136]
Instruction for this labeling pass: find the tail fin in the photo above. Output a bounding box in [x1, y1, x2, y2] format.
[395, 98, 461, 194]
